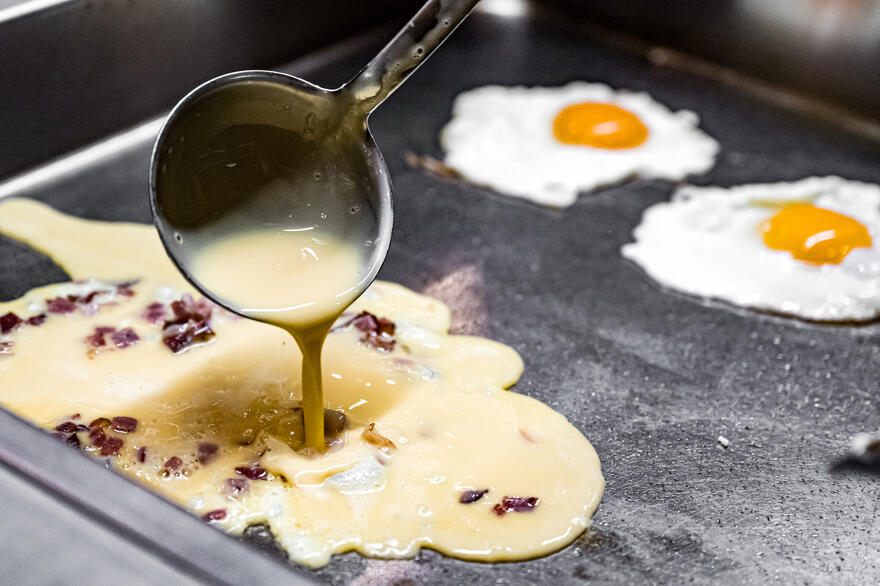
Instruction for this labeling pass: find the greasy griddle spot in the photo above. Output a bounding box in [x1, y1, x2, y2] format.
[235, 465, 268, 480]
[111, 416, 138, 433]
[162, 294, 216, 353]
[224, 478, 250, 498]
[460, 489, 489, 504]
[362, 422, 396, 452]
[492, 496, 539, 516]
[0, 312, 22, 334]
[201, 509, 227, 522]
[404, 151, 464, 181]
[198, 442, 219, 464]
[336, 311, 396, 352]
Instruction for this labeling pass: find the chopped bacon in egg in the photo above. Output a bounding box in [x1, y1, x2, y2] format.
[492, 496, 539, 516]
[0, 312, 22, 334]
[161, 294, 216, 353]
[336, 311, 396, 352]
[460, 489, 489, 504]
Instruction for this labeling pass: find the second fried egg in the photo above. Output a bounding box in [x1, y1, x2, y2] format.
[440, 82, 719, 207]
[622, 176, 880, 321]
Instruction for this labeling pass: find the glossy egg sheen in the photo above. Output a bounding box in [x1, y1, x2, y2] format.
[553, 102, 648, 149]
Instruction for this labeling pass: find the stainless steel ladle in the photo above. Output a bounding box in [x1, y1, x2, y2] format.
[149, 0, 480, 314]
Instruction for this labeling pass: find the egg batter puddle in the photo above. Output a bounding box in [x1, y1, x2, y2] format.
[0, 199, 603, 567]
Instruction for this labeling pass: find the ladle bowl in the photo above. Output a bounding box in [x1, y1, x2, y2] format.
[150, 0, 480, 318]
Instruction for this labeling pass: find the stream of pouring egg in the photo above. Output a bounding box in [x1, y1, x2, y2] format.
[191, 230, 365, 451]
[0, 199, 603, 567]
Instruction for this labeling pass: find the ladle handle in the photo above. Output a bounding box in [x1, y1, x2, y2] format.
[347, 0, 480, 114]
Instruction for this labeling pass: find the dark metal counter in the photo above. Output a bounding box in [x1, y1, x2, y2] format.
[2, 3, 880, 584]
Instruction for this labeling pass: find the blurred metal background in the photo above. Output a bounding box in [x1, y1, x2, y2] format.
[542, 0, 880, 119]
[1, 0, 879, 181]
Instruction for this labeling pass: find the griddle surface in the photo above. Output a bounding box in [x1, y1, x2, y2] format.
[3, 10, 880, 585]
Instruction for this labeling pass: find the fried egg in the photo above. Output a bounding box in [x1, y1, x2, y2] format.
[622, 176, 880, 321]
[440, 82, 720, 207]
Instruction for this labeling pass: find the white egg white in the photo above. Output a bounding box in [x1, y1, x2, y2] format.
[622, 176, 880, 321]
[440, 82, 719, 207]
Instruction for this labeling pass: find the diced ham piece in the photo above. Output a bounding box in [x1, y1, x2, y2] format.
[0, 312, 22, 334]
[46, 297, 77, 314]
[235, 465, 268, 480]
[460, 489, 489, 504]
[201, 509, 227, 522]
[111, 328, 139, 349]
[111, 416, 138, 433]
[197, 443, 219, 464]
[26, 314, 47, 326]
[491, 496, 539, 516]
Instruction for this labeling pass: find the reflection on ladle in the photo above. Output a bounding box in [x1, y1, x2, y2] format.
[150, 0, 480, 450]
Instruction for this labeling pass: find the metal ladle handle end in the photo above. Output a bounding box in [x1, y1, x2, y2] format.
[346, 0, 481, 115]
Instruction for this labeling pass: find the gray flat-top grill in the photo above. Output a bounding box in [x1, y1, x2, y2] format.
[1, 3, 880, 584]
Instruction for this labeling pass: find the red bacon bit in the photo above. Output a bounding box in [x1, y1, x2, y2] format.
[164, 456, 183, 472]
[116, 281, 137, 297]
[201, 509, 227, 522]
[86, 328, 109, 347]
[26, 313, 47, 326]
[111, 328, 140, 349]
[137, 446, 147, 463]
[54, 421, 80, 434]
[197, 442, 219, 464]
[54, 428, 81, 447]
[46, 297, 77, 314]
[162, 295, 215, 353]
[100, 436, 123, 456]
[141, 302, 167, 324]
[89, 426, 107, 448]
[111, 416, 138, 433]
[235, 465, 268, 480]
[491, 496, 539, 517]
[0, 312, 22, 334]
[460, 489, 489, 504]
[340, 311, 396, 352]
[224, 478, 250, 497]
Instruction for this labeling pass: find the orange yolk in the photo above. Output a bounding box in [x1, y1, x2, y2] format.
[552, 102, 649, 149]
[762, 203, 872, 265]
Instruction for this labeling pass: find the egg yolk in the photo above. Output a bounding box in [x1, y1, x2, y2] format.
[762, 203, 871, 264]
[552, 102, 649, 149]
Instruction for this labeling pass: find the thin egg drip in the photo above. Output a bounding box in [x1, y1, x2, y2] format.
[762, 203, 872, 264]
[552, 102, 649, 149]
